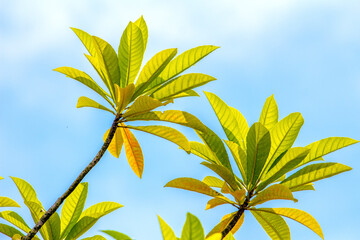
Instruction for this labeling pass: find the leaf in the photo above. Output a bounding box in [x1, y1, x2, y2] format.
[158, 215, 177, 240]
[118, 22, 144, 87]
[190, 142, 217, 164]
[196, 128, 231, 170]
[224, 140, 247, 182]
[299, 137, 359, 167]
[102, 230, 132, 240]
[165, 177, 221, 197]
[0, 176, 3, 180]
[53, 67, 112, 105]
[10, 177, 42, 207]
[0, 197, 20, 208]
[253, 208, 324, 239]
[148, 45, 219, 90]
[122, 96, 164, 118]
[125, 110, 208, 133]
[0, 211, 34, 236]
[152, 73, 216, 101]
[114, 83, 135, 113]
[82, 235, 107, 240]
[230, 107, 249, 148]
[202, 176, 224, 188]
[206, 233, 222, 240]
[204, 92, 244, 147]
[250, 210, 290, 240]
[49, 212, 60, 240]
[172, 90, 199, 99]
[206, 212, 244, 238]
[120, 126, 144, 178]
[201, 162, 238, 191]
[134, 16, 148, 50]
[181, 213, 204, 240]
[230, 189, 246, 204]
[133, 48, 177, 99]
[77, 96, 116, 115]
[12, 234, 22, 240]
[66, 202, 122, 240]
[249, 184, 297, 207]
[264, 113, 304, 173]
[281, 162, 352, 189]
[0, 223, 24, 238]
[71, 28, 97, 56]
[126, 125, 191, 153]
[259, 95, 279, 130]
[257, 147, 310, 192]
[246, 122, 271, 188]
[103, 128, 123, 158]
[26, 201, 52, 240]
[290, 183, 315, 192]
[205, 196, 236, 210]
[60, 182, 88, 239]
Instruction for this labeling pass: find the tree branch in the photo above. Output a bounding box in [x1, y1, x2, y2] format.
[22, 115, 121, 240]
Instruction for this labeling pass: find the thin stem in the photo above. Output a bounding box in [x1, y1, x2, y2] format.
[22, 115, 121, 240]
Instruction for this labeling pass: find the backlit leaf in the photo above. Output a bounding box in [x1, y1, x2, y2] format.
[181, 213, 204, 240]
[290, 183, 315, 192]
[71, 28, 97, 56]
[0, 197, 20, 208]
[249, 184, 296, 207]
[165, 177, 221, 197]
[26, 201, 52, 240]
[134, 16, 148, 50]
[259, 95, 279, 130]
[0, 223, 24, 238]
[102, 230, 132, 240]
[201, 162, 238, 191]
[202, 176, 224, 188]
[205, 196, 235, 210]
[190, 142, 217, 164]
[77, 96, 115, 115]
[82, 235, 107, 240]
[122, 96, 164, 118]
[224, 140, 247, 182]
[207, 212, 244, 238]
[158, 215, 177, 240]
[114, 83, 135, 113]
[0, 211, 33, 236]
[230, 107, 249, 148]
[103, 128, 123, 158]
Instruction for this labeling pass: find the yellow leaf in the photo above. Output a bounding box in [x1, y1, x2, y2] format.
[120, 124, 143, 178]
[114, 84, 135, 113]
[206, 212, 244, 238]
[205, 196, 236, 210]
[230, 189, 246, 204]
[165, 177, 222, 197]
[103, 128, 123, 158]
[249, 184, 296, 207]
[259, 95, 279, 130]
[202, 176, 224, 188]
[122, 96, 163, 118]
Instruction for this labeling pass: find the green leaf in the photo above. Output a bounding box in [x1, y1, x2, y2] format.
[224, 140, 247, 182]
[190, 142, 217, 164]
[253, 208, 324, 239]
[152, 73, 216, 101]
[77, 96, 116, 115]
[158, 215, 177, 240]
[289, 183, 315, 192]
[298, 137, 359, 167]
[0, 197, 20, 208]
[259, 95, 279, 130]
[26, 201, 52, 240]
[250, 210, 290, 240]
[118, 22, 144, 87]
[102, 230, 132, 240]
[122, 96, 164, 118]
[126, 125, 191, 153]
[53, 67, 112, 106]
[165, 177, 221, 197]
[205, 92, 244, 147]
[0, 223, 24, 238]
[125, 110, 207, 133]
[202, 176, 224, 188]
[246, 123, 271, 188]
[281, 162, 352, 189]
[196, 128, 231, 170]
[249, 184, 297, 207]
[49, 212, 60, 240]
[0, 211, 34, 237]
[257, 147, 310, 192]
[201, 162, 238, 191]
[66, 202, 122, 240]
[172, 90, 199, 99]
[60, 182, 88, 239]
[71, 28, 97, 56]
[134, 16, 148, 50]
[82, 235, 107, 240]
[10, 177, 42, 207]
[148, 45, 219, 91]
[230, 107, 249, 148]
[133, 48, 177, 99]
[264, 112, 304, 174]
[181, 213, 204, 240]
[103, 128, 124, 158]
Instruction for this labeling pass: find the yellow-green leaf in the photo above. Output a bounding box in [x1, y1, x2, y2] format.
[120, 126, 144, 178]
[82, 235, 107, 240]
[77, 96, 115, 115]
[126, 125, 190, 153]
[122, 96, 164, 118]
[249, 184, 296, 207]
[49, 212, 60, 240]
[114, 83, 135, 113]
[230, 107, 249, 148]
[26, 201, 52, 240]
[201, 163, 238, 191]
[102, 230, 132, 240]
[134, 48, 177, 99]
[224, 140, 247, 182]
[290, 183, 315, 192]
[250, 210, 290, 240]
[118, 22, 144, 87]
[60, 182, 88, 239]
[281, 162, 352, 189]
[125, 110, 207, 132]
[202, 176, 224, 188]
[205, 196, 236, 210]
[10, 177, 42, 207]
[134, 16, 148, 50]
[152, 73, 216, 101]
[172, 90, 199, 99]
[253, 208, 324, 239]
[259, 95, 279, 130]
[206, 212, 244, 238]
[181, 213, 204, 240]
[158, 215, 177, 240]
[190, 142, 218, 164]
[71, 28, 97, 57]
[0, 211, 34, 237]
[0, 224, 24, 239]
[103, 128, 123, 158]
[0, 197, 20, 208]
[165, 177, 221, 197]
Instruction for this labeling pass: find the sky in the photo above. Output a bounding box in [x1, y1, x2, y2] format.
[1, 0, 360, 239]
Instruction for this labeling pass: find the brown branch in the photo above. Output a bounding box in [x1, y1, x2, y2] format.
[22, 115, 121, 240]
[221, 190, 253, 239]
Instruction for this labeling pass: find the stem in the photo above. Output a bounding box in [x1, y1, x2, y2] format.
[221, 190, 254, 239]
[22, 115, 121, 240]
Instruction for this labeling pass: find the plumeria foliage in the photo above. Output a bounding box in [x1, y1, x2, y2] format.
[165, 93, 358, 239]
[55, 16, 218, 178]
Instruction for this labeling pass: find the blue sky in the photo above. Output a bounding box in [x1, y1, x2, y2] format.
[1, 0, 360, 239]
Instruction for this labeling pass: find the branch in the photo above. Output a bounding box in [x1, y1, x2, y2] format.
[22, 115, 121, 240]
